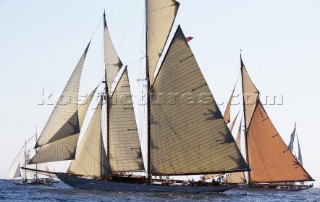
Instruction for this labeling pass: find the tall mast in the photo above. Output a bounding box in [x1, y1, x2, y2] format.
[35, 126, 38, 181]
[24, 139, 27, 181]
[145, 0, 152, 183]
[103, 10, 111, 177]
[240, 54, 251, 185]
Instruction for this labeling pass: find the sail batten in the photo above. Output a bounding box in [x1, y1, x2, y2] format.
[147, 0, 180, 82]
[150, 26, 248, 175]
[109, 68, 145, 172]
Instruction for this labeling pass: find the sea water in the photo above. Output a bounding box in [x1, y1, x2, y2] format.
[0, 180, 319, 201]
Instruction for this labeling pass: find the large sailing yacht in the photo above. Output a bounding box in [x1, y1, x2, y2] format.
[23, 0, 251, 193]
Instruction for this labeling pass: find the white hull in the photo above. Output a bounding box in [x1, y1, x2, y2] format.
[56, 174, 236, 193]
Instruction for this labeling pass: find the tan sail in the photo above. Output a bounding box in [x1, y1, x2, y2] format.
[241, 58, 259, 129]
[229, 111, 239, 133]
[224, 83, 237, 124]
[109, 68, 144, 172]
[235, 119, 242, 149]
[104, 13, 122, 94]
[147, 0, 179, 82]
[247, 101, 313, 183]
[35, 43, 90, 148]
[29, 134, 79, 164]
[78, 87, 98, 129]
[68, 101, 111, 177]
[150, 26, 248, 175]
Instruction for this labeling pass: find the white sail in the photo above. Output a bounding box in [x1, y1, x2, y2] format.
[104, 13, 123, 94]
[150, 26, 248, 175]
[297, 134, 303, 165]
[35, 43, 90, 148]
[109, 68, 144, 172]
[5, 147, 23, 180]
[288, 123, 296, 152]
[30, 43, 90, 164]
[147, 0, 180, 82]
[68, 101, 111, 177]
[78, 87, 98, 129]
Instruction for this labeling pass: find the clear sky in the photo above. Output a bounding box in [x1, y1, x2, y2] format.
[1, 0, 320, 186]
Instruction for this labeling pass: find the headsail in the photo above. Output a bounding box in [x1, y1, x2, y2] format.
[103, 12, 123, 94]
[109, 67, 144, 172]
[78, 87, 98, 128]
[224, 82, 237, 124]
[68, 101, 111, 177]
[30, 43, 91, 164]
[288, 123, 296, 152]
[150, 26, 248, 175]
[6, 147, 23, 180]
[229, 111, 239, 133]
[297, 134, 303, 165]
[247, 101, 313, 183]
[147, 0, 180, 82]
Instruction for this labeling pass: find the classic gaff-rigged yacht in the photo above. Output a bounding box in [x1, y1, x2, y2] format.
[221, 55, 314, 191]
[24, 0, 250, 193]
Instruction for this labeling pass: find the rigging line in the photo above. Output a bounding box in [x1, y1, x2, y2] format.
[90, 17, 104, 42]
[127, 56, 146, 66]
[119, 0, 141, 49]
[108, 16, 145, 56]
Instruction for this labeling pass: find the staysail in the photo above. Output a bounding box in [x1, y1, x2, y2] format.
[109, 67, 144, 172]
[103, 12, 122, 94]
[229, 111, 239, 133]
[247, 101, 313, 183]
[288, 123, 296, 152]
[297, 134, 303, 165]
[68, 101, 111, 177]
[224, 82, 237, 124]
[30, 43, 91, 164]
[78, 87, 98, 129]
[146, 0, 180, 81]
[150, 26, 248, 175]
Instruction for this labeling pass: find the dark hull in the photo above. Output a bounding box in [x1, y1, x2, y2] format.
[56, 174, 236, 193]
[238, 183, 313, 191]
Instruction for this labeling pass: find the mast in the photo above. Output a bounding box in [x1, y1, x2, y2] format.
[103, 10, 111, 177]
[24, 139, 27, 181]
[240, 54, 251, 185]
[35, 126, 38, 181]
[145, 0, 152, 184]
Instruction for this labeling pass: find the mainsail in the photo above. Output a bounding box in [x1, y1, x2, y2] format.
[109, 68, 144, 172]
[146, 0, 180, 82]
[30, 43, 91, 164]
[150, 26, 248, 175]
[246, 101, 313, 183]
[68, 101, 111, 177]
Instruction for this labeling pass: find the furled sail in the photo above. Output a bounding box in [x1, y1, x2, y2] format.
[78, 87, 98, 128]
[35, 43, 90, 148]
[224, 83, 237, 124]
[109, 68, 144, 172]
[247, 101, 313, 183]
[68, 101, 111, 177]
[30, 43, 90, 164]
[6, 147, 23, 180]
[150, 26, 248, 175]
[104, 13, 122, 94]
[229, 111, 239, 133]
[241, 58, 259, 129]
[146, 0, 180, 81]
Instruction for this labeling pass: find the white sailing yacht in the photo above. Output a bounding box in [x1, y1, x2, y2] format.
[24, 0, 250, 193]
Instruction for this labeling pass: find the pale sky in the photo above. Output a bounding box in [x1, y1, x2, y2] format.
[1, 0, 320, 186]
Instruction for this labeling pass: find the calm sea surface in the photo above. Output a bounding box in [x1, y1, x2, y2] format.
[0, 180, 319, 201]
